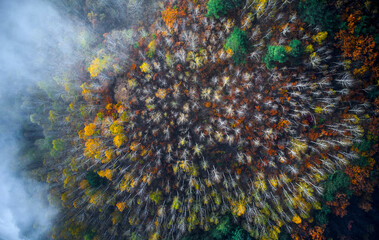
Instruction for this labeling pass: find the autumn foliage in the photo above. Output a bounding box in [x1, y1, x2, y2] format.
[24, 0, 379, 240]
[335, 9, 378, 78]
[161, 6, 185, 29]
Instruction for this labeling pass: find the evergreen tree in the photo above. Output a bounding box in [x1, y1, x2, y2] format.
[206, 0, 244, 19]
[225, 28, 249, 65]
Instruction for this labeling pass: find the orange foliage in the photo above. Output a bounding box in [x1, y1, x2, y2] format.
[84, 123, 96, 136]
[204, 102, 211, 108]
[292, 222, 326, 240]
[79, 180, 89, 190]
[344, 164, 374, 196]
[292, 214, 302, 224]
[116, 202, 126, 212]
[277, 119, 290, 130]
[309, 226, 326, 240]
[358, 200, 373, 212]
[161, 6, 185, 29]
[98, 169, 114, 181]
[84, 138, 102, 159]
[335, 10, 378, 77]
[326, 193, 350, 217]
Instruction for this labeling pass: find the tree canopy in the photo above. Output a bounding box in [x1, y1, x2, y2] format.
[206, 0, 244, 19]
[224, 28, 249, 65]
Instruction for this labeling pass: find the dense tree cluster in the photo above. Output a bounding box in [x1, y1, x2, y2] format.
[23, 0, 378, 240]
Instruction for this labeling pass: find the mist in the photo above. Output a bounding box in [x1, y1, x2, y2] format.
[0, 0, 83, 239]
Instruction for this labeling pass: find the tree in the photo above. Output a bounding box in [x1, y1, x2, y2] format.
[264, 45, 288, 69]
[206, 0, 244, 19]
[315, 205, 331, 224]
[88, 55, 111, 78]
[161, 6, 185, 29]
[335, 9, 378, 77]
[323, 170, 352, 202]
[86, 171, 107, 188]
[149, 190, 162, 204]
[297, 0, 340, 34]
[326, 193, 350, 217]
[224, 28, 249, 65]
[140, 62, 151, 73]
[289, 39, 303, 58]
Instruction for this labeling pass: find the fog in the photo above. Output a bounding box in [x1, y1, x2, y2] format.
[0, 0, 81, 239]
[0, 139, 58, 240]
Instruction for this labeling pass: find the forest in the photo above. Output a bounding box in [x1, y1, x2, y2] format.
[2, 0, 378, 239]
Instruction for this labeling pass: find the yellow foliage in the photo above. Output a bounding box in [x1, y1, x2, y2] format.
[112, 212, 121, 225]
[269, 178, 278, 188]
[305, 44, 314, 53]
[179, 160, 190, 172]
[97, 169, 114, 181]
[64, 175, 75, 188]
[142, 174, 152, 185]
[172, 164, 179, 175]
[314, 106, 323, 113]
[70, 158, 79, 172]
[84, 123, 96, 136]
[116, 202, 126, 212]
[129, 215, 139, 225]
[61, 192, 69, 204]
[312, 201, 322, 210]
[148, 40, 157, 53]
[312, 31, 328, 44]
[149, 232, 159, 240]
[350, 114, 360, 124]
[140, 62, 151, 73]
[231, 200, 246, 216]
[89, 191, 103, 206]
[130, 141, 140, 152]
[292, 214, 302, 224]
[114, 134, 126, 148]
[120, 173, 134, 192]
[88, 55, 111, 78]
[78, 129, 85, 139]
[130, 179, 138, 188]
[155, 88, 167, 99]
[314, 173, 326, 182]
[103, 148, 113, 163]
[145, 74, 152, 81]
[290, 138, 308, 155]
[255, 179, 267, 191]
[63, 82, 70, 93]
[109, 122, 123, 135]
[87, 12, 97, 22]
[267, 225, 280, 240]
[165, 53, 174, 67]
[120, 180, 128, 192]
[253, 0, 268, 18]
[81, 82, 92, 100]
[73, 199, 79, 208]
[46, 173, 57, 183]
[226, 48, 233, 57]
[343, 60, 351, 70]
[128, 78, 137, 89]
[105, 103, 113, 110]
[171, 196, 181, 210]
[49, 110, 56, 122]
[84, 138, 102, 159]
[79, 180, 89, 189]
[113, 64, 121, 73]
